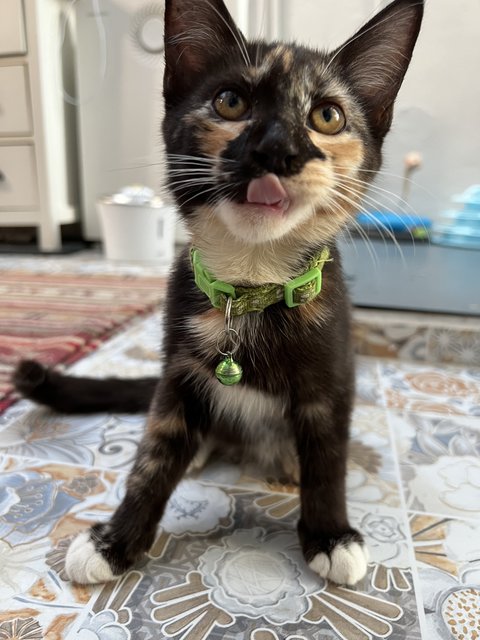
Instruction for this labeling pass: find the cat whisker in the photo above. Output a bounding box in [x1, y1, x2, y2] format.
[339, 224, 359, 257]
[347, 216, 381, 269]
[332, 187, 407, 267]
[330, 198, 381, 268]
[166, 181, 216, 200]
[335, 184, 397, 253]
[114, 155, 230, 173]
[318, 194, 357, 252]
[335, 177, 398, 218]
[333, 170, 432, 242]
[339, 165, 438, 205]
[166, 153, 228, 161]
[335, 176, 429, 248]
[167, 171, 215, 179]
[178, 182, 236, 208]
[167, 165, 215, 171]
[166, 156, 236, 169]
[206, 182, 247, 211]
[168, 177, 215, 186]
[334, 170, 420, 216]
[167, 164, 234, 172]
[167, 160, 216, 168]
[323, 193, 381, 267]
[166, 161, 221, 170]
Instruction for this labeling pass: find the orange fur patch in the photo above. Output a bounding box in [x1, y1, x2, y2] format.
[287, 159, 333, 192]
[146, 411, 185, 436]
[197, 121, 247, 158]
[245, 45, 294, 80]
[308, 131, 364, 175]
[281, 48, 294, 73]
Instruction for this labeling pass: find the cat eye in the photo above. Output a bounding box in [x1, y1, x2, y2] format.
[310, 103, 346, 135]
[213, 90, 250, 121]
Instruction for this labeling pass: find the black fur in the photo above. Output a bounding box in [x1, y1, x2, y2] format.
[13, 0, 423, 585]
[14, 360, 157, 414]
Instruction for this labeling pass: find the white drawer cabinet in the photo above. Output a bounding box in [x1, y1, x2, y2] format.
[0, 1, 78, 251]
[0, 145, 38, 208]
[0, 0, 27, 57]
[0, 65, 32, 135]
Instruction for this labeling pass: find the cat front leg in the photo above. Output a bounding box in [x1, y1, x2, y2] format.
[293, 400, 369, 586]
[65, 377, 206, 584]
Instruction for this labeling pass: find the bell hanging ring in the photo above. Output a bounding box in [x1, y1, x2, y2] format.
[215, 296, 243, 386]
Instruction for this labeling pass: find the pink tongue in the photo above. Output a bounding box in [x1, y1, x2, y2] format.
[247, 173, 288, 206]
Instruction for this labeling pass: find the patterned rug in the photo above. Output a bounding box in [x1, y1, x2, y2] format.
[0, 270, 166, 414]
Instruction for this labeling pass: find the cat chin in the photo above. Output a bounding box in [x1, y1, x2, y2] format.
[215, 200, 314, 245]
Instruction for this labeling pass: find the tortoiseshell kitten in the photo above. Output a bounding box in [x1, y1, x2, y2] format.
[14, 0, 423, 586]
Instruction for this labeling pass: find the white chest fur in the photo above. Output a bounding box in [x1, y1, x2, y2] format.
[208, 379, 296, 474]
[210, 381, 286, 428]
[188, 306, 296, 472]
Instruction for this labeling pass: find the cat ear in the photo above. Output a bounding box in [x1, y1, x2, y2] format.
[163, 0, 247, 102]
[335, 0, 424, 136]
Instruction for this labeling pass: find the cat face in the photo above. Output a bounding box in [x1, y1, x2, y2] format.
[162, 0, 423, 248]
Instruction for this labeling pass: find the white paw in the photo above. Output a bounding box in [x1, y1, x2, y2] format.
[309, 541, 369, 586]
[65, 531, 118, 584]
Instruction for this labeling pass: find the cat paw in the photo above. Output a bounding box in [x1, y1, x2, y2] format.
[65, 531, 119, 584]
[307, 533, 369, 586]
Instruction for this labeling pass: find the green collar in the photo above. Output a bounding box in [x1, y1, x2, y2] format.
[191, 247, 331, 317]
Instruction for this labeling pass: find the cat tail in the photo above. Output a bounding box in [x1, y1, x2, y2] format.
[12, 360, 158, 414]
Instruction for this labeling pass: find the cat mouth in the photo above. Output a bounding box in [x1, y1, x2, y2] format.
[243, 173, 291, 215]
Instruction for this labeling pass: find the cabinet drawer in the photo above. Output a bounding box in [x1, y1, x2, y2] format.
[0, 65, 32, 135]
[0, 145, 38, 209]
[0, 0, 27, 56]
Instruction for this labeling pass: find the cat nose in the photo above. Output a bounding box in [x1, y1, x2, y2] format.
[251, 122, 300, 176]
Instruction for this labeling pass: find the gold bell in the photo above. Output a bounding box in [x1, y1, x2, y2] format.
[215, 356, 243, 386]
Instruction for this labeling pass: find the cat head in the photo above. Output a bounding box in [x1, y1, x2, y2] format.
[162, 0, 423, 249]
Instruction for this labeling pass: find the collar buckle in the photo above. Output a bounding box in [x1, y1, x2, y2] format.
[284, 266, 323, 308]
[192, 249, 236, 309]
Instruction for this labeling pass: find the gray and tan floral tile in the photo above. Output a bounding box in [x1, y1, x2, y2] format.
[391, 412, 480, 519]
[353, 309, 480, 367]
[0, 308, 479, 638]
[0, 455, 422, 640]
[355, 357, 384, 407]
[380, 361, 480, 417]
[410, 514, 480, 639]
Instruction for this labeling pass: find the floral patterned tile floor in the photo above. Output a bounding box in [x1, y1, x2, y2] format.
[0, 310, 479, 640]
